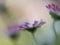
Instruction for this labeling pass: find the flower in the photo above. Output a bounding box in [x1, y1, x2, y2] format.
[23, 19, 45, 33]
[6, 24, 22, 40]
[46, 3, 60, 20]
[7, 25, 19, 35]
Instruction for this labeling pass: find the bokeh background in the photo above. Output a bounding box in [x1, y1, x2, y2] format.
[0, 0, 60, 45]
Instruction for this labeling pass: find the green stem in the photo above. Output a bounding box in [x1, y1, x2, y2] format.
[53, 20, 59, 45]
[11, 35, 19, 45]
[53, 20, 58, 39]
[31, 33, 39, 45]
[13, 40, 18, 45]
[11, 37, 18, 45]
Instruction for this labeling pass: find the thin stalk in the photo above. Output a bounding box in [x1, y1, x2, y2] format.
[12, 39, 18, 45]
[53, 20, 59, 45]
[53, 20, 58, 39]
[13, 40, 18, 45]
[11, 36, 19, 45]
[31, 33, 39, 45]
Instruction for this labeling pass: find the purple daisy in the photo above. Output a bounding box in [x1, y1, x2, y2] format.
[46, 3, 60, 16]
[23, 19, 45, 31]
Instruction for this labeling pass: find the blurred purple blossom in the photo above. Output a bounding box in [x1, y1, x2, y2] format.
[20, 19, 45, 33]
[6, 24, 20, 36]
[46, 3, 60, 16]
[23, 19, 45, 28]
[24, 22, 30, 27]
[6, 19, 45, 35]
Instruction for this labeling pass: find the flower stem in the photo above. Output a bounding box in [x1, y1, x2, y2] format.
[12, 39, 18, 45]
[53, 20, 59, 45]
[13, 40, 18, 45]
[53, 20, 58, 39]
[31, 33, 39, 45]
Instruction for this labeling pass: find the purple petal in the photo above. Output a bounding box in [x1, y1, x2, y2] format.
[51, 4, 58, 11]
[25, 22, 30, 25]
[23, 22, 30, 28]
[19, 25, 25, 28]
[7, 24, 20, 35]
[33, 20, 39, 27]
[57, 8, 60, 11]
[24, 24, 29, 27]
[51, 4, 55, 8]
[52, 8, 56, 11]
[39, 19, 45, 26]
[46, 4, 51, 9]
[33, 19, 45, 27]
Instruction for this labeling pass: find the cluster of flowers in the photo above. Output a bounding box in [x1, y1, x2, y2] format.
[4, 3, 60, 45]
[6, 3, 60, 37]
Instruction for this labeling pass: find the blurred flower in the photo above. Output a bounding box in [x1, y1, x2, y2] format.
[22, 19, 45, 33]
[6, 24, 21, 40]
[46, 3, 60, 20]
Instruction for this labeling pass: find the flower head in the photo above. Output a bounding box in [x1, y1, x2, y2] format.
[22, 19, 45, 33]
[6, 24, 21, 40]
[7, 25, 19, 34]
[46, 3, 60, 20]
[46, 3, 60, 13]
